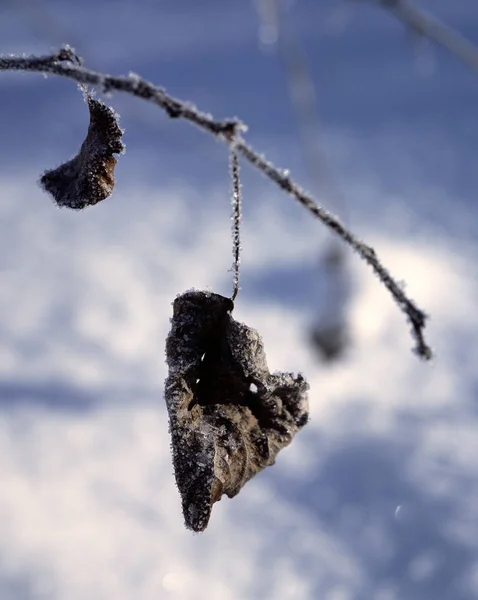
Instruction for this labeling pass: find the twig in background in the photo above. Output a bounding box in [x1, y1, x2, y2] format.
[238, 141, 431, 359]
[0, 46, 432, 359]
[257, 0, 352, 361]
[365, 0, 478, 74]
[258, 0, 349, 223]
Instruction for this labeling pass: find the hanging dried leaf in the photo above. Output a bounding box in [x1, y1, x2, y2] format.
[40, 95, 124, 209]
[165, 290, 309, 532]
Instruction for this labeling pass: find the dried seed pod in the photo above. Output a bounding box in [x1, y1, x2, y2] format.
[40, 95, 124, 209]
[165, 289, 309, 532]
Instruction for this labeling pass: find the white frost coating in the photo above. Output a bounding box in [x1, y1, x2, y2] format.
[188, 504, 198, 521]
[0, 167, 475, 596]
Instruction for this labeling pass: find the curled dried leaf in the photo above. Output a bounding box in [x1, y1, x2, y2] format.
[40, 95, 124, 209]
[165, 290, 309, 532]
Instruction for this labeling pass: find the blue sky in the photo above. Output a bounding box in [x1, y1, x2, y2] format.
[0, 1, 478, 599]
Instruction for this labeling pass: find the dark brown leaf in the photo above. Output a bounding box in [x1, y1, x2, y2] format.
[39, 95, 124, 209]
[164, 290, 309, 532]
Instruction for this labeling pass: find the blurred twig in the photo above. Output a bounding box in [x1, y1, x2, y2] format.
[366, 0, 478, 74]
[0, 46, 432, 359]
[259, 0, 349, 224]
[229, 146, 242, 302]
[258, 0, 351, 361]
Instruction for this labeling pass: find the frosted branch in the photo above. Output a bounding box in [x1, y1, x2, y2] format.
[0, 46, 432, 359]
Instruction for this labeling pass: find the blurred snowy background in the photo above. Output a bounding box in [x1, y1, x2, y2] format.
[0, 1, 478, 599]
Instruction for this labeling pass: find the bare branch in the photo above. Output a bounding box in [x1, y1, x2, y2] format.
[0, 46, 432, 359]
[367, 0, 478, 74]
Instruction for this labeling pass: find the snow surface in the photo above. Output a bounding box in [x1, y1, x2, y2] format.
[0, 1, 478, 599]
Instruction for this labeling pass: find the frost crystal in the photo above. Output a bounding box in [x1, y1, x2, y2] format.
[39, 95, 124, 209]
[164, 289, 309, 532]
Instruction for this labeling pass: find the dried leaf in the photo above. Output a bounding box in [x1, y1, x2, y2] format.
[40, 95, 124, 209]
[165, 290, 309, 532]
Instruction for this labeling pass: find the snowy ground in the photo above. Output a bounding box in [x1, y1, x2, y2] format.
[0, 1, 478, 599]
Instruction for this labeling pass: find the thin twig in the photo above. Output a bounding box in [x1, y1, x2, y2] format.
[0, 46, 432, 358]
[0, 47, 241, 137]
[271, 0, 349, 224]
[367, 0, 478, 74]
[237, 141, 431, 359]
[229, 147, 242, 303]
